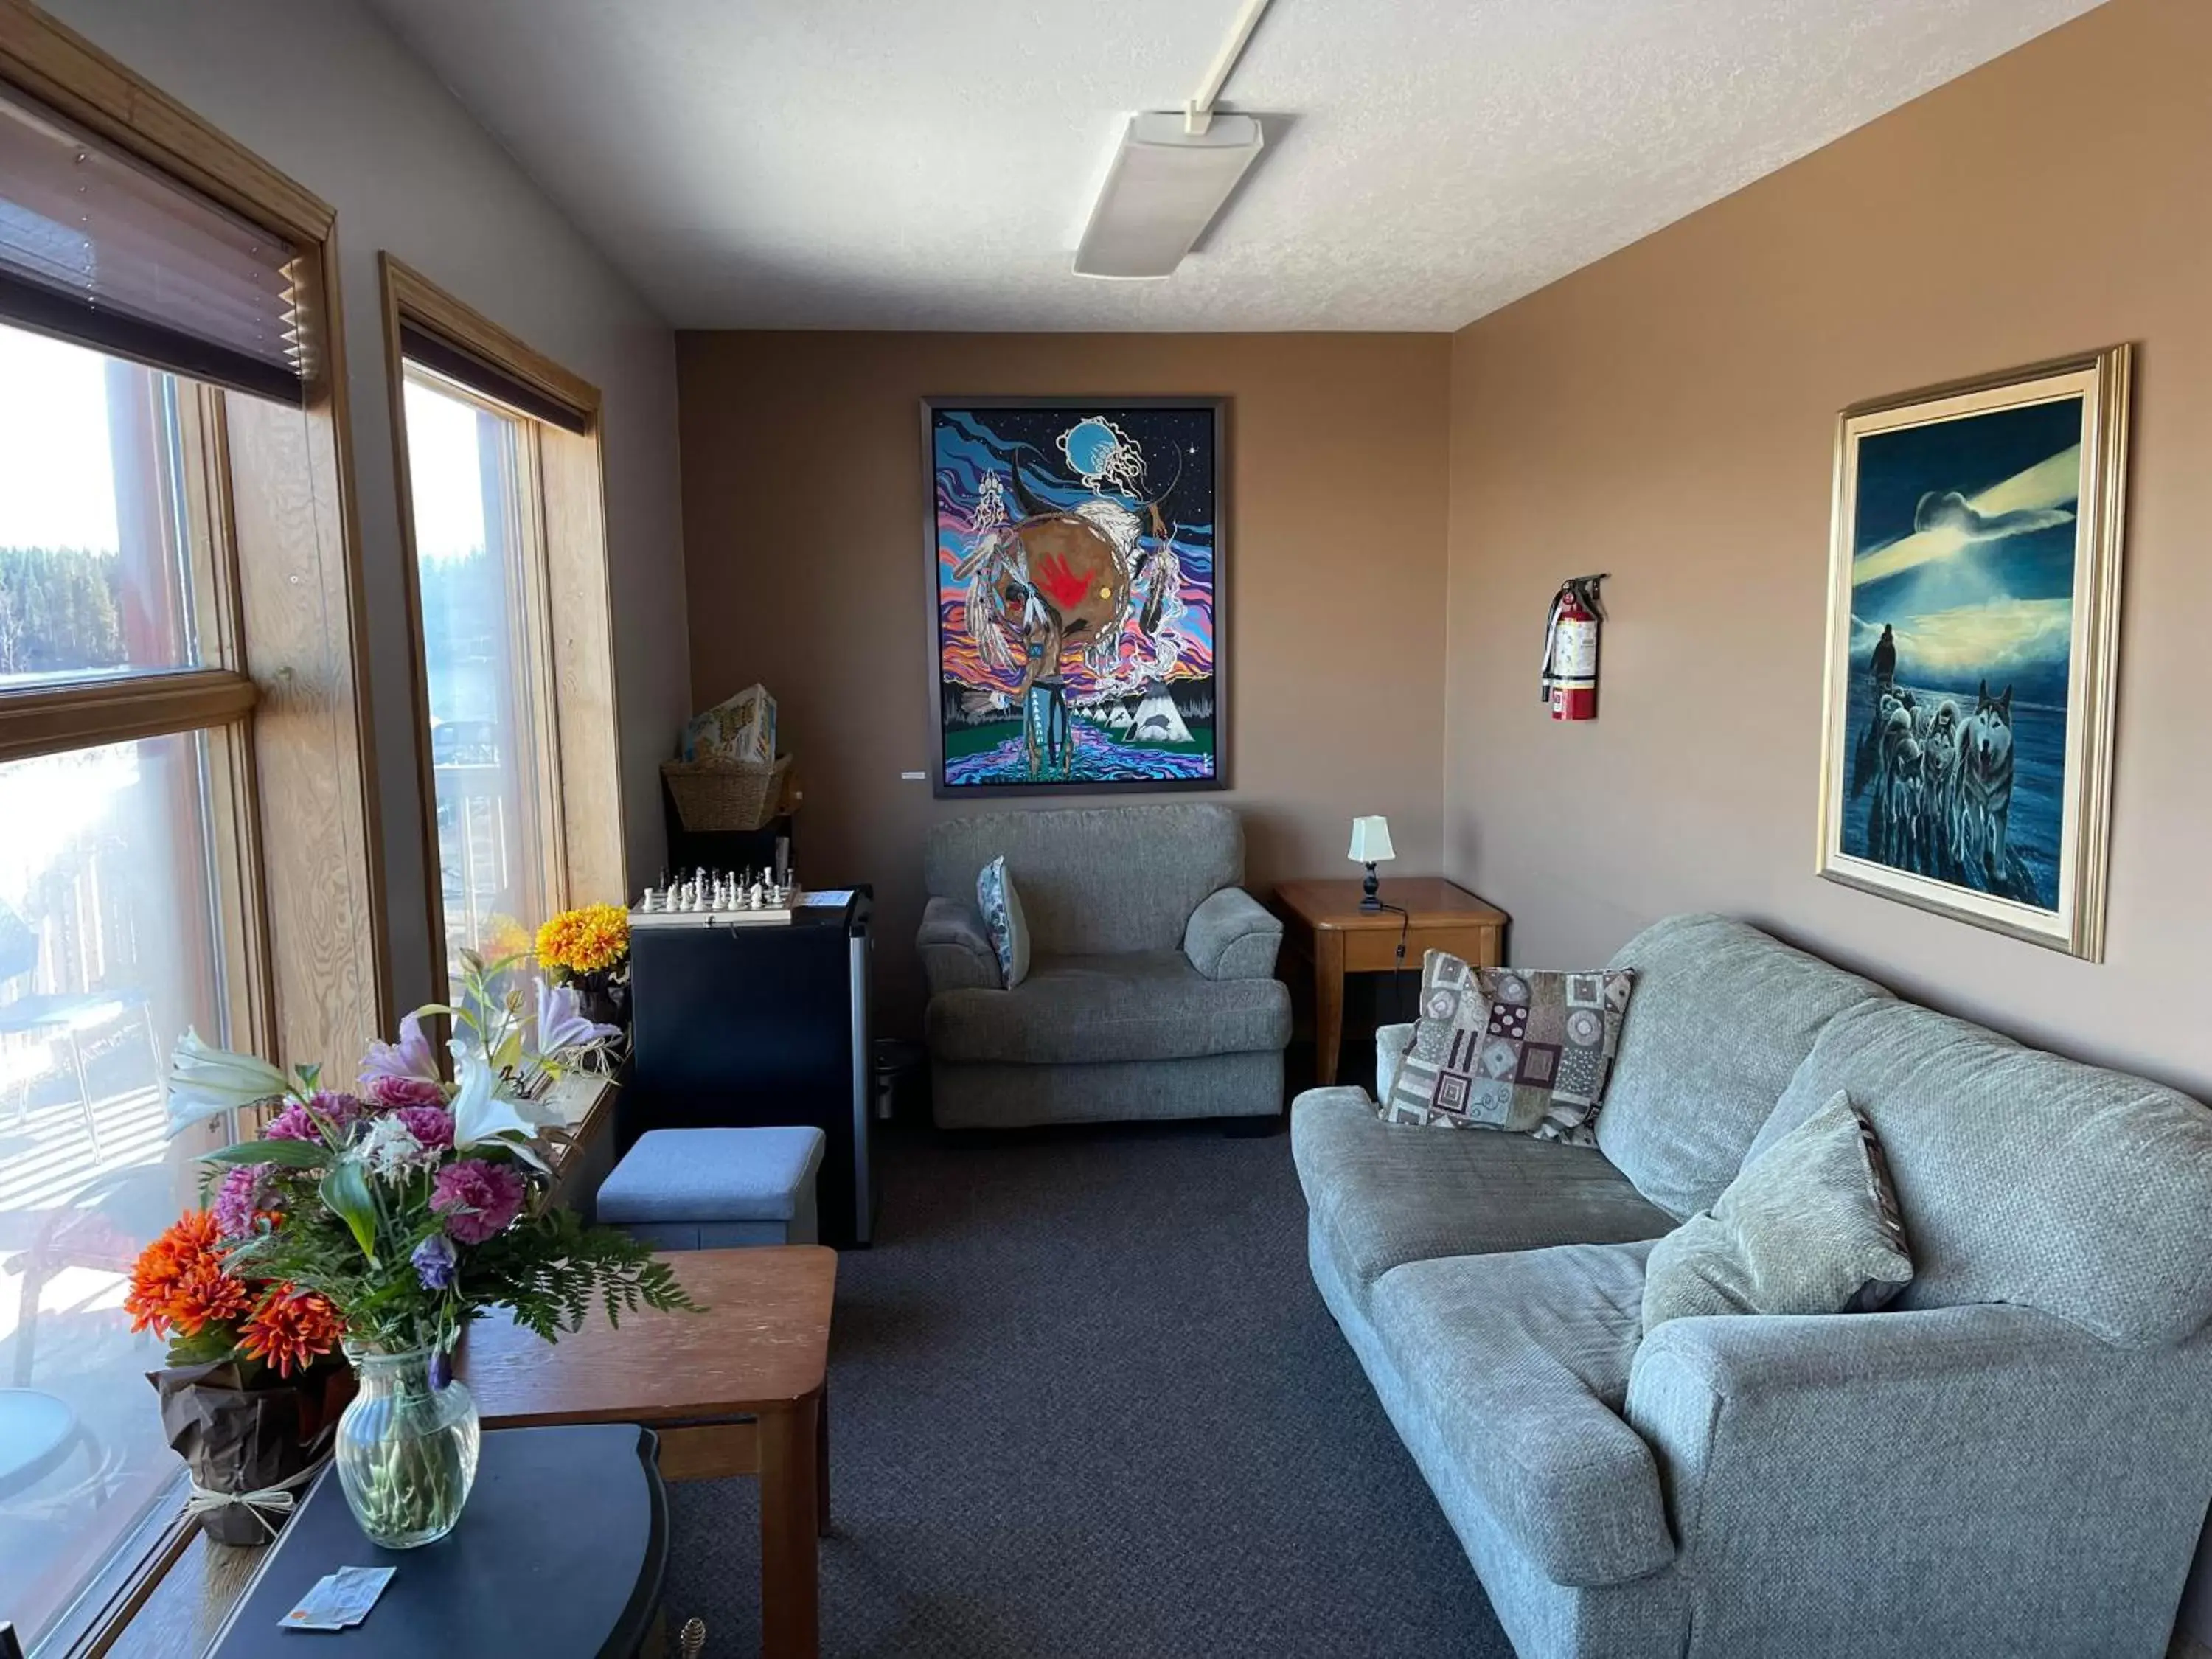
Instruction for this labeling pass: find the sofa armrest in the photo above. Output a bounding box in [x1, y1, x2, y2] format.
[1182, 886, 1283, 981]
[1376, 1022, 1416, 1099]
[1626, 1305, 2212, 1655]
[918, 896, 1001, 995]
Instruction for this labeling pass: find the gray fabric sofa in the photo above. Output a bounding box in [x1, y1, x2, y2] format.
[919, 804, 1290, 1128]
[1293, 911, 2212, 1659]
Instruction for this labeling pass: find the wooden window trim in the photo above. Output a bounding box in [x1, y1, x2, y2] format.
[0, 3, 389, 1057]
[380, 254, 627, 990]
[0, 3, 388, 1653]
[0, 672, 257, 762]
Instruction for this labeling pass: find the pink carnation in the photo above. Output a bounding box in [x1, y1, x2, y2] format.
[262, 1103, 318, 1142]
[264, 1091, 361, 1144]
[365, 1074, 445, 1110]
[394, 1105, 454, 1150]
[430, 1159, 526, 1245]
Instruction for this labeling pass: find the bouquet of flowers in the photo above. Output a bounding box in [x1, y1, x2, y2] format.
[534, 903, 631, 1030]
[160, 950, 692, 1545]
[127, 1211, 353, 1543]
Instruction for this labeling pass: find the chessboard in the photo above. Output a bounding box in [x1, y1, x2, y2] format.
[631, 869, 800, 927]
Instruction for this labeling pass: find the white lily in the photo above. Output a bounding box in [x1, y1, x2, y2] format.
[167, 1029, 291, 1137]
[448, 1046, 540, 1150]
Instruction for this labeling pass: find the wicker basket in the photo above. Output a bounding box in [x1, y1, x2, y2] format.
[661, 756, 792, 832]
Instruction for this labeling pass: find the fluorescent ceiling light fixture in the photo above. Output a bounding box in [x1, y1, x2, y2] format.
[1074, 111, 1265, 279]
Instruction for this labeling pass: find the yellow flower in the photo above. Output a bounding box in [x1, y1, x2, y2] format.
[535, 904, 630, 976]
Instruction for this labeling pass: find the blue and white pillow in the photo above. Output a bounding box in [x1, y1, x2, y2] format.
[975, 855, 1031, 990]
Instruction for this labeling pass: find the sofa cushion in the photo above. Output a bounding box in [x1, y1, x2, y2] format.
[1290, 1088, 1674, 1312]
[975, 855, 1031, 989]
[1597, 914, 1891, 1220]
[1370, 1242, 1677, 1587]
[923, 804, 1243, 956]
[926, 950, 1290, 1065]
[1643, 1089, 1913, 1334]
[1751, 998, 2212, 1349]
[1383, 953, 1634, 1144]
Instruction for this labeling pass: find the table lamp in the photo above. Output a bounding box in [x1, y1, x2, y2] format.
[1348, 815, 1396, 911]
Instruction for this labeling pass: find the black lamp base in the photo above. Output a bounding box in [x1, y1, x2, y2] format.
[1360, 863, 1381, 911]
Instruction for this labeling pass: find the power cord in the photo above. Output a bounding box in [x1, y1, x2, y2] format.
[1372, 901, 1414, 1024]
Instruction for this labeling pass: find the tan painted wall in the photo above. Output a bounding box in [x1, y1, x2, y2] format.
[678, 332, 1450, 1029]
[1444, 0, 2212, 1106]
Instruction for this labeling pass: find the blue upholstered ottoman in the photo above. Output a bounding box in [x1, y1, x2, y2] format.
[595, 1127, 825, 1249]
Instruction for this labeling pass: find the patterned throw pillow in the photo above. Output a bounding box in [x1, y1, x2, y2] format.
[1641, 1089, 1914, 1334]
[975, 855, 1030, 990]
[1380, 951, 1635, 1144]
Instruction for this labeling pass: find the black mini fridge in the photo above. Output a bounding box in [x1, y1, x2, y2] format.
[626, 889, 876, 1245]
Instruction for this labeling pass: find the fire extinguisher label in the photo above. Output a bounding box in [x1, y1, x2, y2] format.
[1554, 619, 1597, 679]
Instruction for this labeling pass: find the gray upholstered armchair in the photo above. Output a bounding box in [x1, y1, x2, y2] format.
[918, 804, 1290, 1129]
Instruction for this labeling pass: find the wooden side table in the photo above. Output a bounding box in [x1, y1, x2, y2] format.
[459, 1246, 836, 1659]
[1273, 878, 1509, 1088]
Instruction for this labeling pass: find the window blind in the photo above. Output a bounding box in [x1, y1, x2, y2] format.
[0, 81, 305, 404]
[400, 321, 591, 436]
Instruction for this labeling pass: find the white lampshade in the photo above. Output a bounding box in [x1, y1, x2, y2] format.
[1347, 815, 1396, 863]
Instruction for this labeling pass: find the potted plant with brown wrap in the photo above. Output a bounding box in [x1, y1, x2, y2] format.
[126, 1209, 355, 1544]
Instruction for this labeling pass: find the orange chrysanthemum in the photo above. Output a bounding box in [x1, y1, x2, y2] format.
[238, 1286, 345, 1378]
[171, 1256, 254, 1332]
[126, 1210, 251, 1338]
[535, 904, 629, 977]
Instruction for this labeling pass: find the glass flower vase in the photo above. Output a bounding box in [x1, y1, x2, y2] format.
[333, 1346, 480, 1548]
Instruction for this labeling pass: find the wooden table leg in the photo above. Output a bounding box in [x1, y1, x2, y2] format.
[759, 1392, 821, 1659]
[815, 1384, 830, 1537]
[1315, 929, 1346, 1088]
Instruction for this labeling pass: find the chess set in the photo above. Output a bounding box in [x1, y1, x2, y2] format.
[631, 867, 801, 927]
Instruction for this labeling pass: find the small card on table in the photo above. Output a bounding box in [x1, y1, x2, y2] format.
[282, 1566, 394, 1632]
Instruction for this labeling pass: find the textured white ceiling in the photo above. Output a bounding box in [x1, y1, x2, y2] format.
[366, 0, 2103, 331]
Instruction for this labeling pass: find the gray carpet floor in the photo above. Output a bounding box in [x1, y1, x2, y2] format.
[662, 1121, 1514, 1658]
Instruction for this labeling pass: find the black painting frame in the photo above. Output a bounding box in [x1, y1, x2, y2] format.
[922, 395, 1230, 799]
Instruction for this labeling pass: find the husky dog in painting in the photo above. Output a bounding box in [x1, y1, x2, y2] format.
[1955, 682, 2016, 887]
[1850, 672, 2029, 902]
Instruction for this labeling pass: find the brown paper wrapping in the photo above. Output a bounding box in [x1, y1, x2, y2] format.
[148, 1361, 356, 1545]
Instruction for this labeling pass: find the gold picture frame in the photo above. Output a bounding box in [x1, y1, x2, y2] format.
[1816, 345, 2130, 959]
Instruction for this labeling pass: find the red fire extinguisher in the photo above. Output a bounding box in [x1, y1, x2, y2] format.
[1540, 575, 1607, 721]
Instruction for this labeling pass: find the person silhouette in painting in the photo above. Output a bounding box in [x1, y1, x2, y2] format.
[1871, 623, 1897, 690]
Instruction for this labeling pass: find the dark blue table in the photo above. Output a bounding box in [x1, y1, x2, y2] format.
[209, 1425, 667, 1658]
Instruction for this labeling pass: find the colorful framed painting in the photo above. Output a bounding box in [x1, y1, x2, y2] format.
[1817, 346, 2130, 959]
[925, 398, 1225, 796]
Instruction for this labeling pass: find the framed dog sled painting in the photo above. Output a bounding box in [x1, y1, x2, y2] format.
[1818, 346, 2131, 959]
[924, 398, 1225, 796]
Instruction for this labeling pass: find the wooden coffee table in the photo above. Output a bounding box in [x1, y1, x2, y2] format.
[459, 1245, 836, 1659]
[1274, 878, 1509, 1087]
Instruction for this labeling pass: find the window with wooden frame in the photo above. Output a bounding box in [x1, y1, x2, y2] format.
[0, 7, 382, 1653]
[379, 257, 624, 997]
